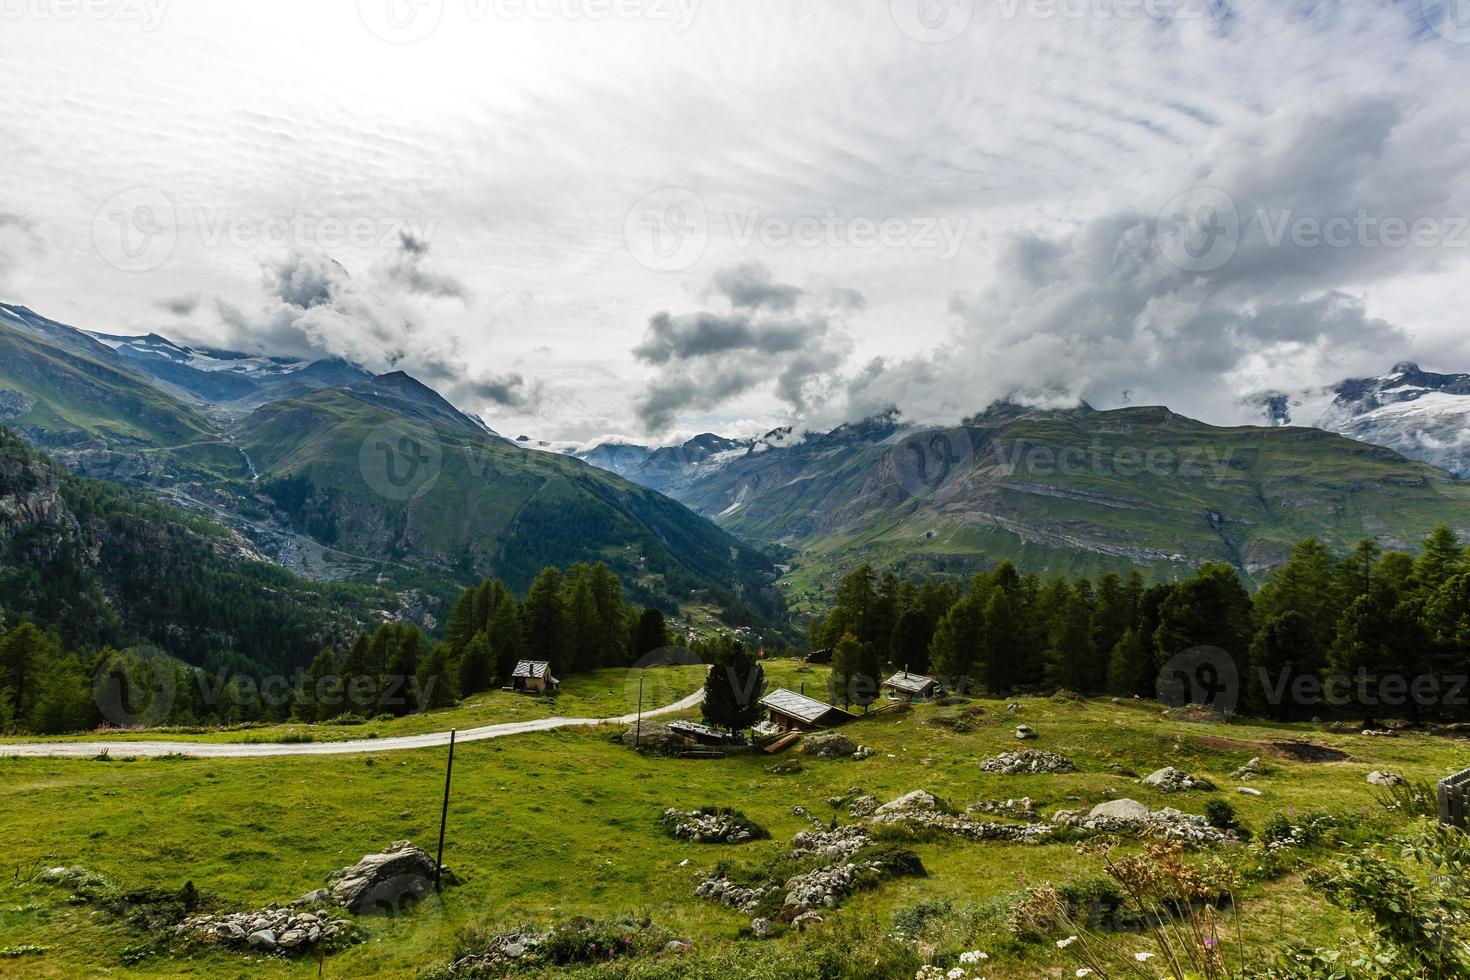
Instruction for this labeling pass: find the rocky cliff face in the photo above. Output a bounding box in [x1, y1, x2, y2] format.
[0, 445, 81, 562]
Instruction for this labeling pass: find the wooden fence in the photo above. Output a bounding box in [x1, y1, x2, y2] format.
[1438, 768, 1470, 828]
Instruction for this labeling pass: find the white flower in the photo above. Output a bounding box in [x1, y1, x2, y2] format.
[1057, 936, 1079, 949]
[960, 951, 989, 964]
[947, 969, 966, 980]
[1135, 951, 1155, 962]
[1076, 971, 1094, 978]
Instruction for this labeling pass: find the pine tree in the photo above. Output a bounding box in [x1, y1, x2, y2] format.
[1046, 585, 1098, 693]
[417, 642, 459, 710]
[487, 593, 525, 683]
[828, 632, 868, 707]
[631, 607, 669, 659]
[522, 567, 568, 668]
[890, 606, 934, 675]
[1248, 611, 1314, 721]
[458, 630, 494, 696]
[930, 598, 982, 694]
[1416, 527, 1465, 596]
[1107, 628, 1153, 697]
[703, 638, 765, 732]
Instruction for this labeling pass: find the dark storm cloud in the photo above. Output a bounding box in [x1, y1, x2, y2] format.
[632, 265, 857, 432]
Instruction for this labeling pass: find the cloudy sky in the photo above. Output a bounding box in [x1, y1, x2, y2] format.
[2, 0, 1468, 446]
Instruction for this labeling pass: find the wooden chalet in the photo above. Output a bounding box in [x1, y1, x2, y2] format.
[883, 670, 942, 702]
[509, 660, 559, 695]
[759, 687, 853, 733]
[804, 647, 834, 665]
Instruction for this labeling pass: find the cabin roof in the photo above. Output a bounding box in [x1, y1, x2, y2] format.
[510, 660, 553, 679]
[759, 687, 851, 724]
[884, 671, 939, 694]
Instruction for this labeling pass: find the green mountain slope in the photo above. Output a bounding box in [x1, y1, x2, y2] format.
[0, 427, 387, 673]
[0, 305, 249, 484]
[672, 405, 1470, 591]
[230, 374, 785, 623]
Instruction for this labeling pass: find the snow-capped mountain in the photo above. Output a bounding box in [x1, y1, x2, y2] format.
[84, 329, 372, 411]
[1316, 363, 1470, 477]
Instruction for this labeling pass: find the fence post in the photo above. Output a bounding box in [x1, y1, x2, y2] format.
[435, 729, 456, 890]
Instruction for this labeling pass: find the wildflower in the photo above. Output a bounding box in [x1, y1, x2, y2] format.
[1057, 936, 1079, 949]
[1135, 951, 1155, 962]
[1204, 936, 1220, 949]
[1077, 971, 1094, 978]
[960, 951, 989, 964]
[947, 969, 966, 980]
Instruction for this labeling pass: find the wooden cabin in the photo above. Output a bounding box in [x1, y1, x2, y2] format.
[883, 670, 942, 702]
[804, 647, 834, 665]
[759, 687, 853, 733]
[509, 660, 559, 695]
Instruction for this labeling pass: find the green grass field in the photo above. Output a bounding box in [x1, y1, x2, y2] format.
[2, 662, 1465, 978]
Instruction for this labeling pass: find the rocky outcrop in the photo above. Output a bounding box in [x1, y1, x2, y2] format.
[1142, 767, 1215, 792]
[868, 790, 1055, 844]
[178, 906, 348, 956]
[800, 732, 874, 760]
[789, 825, 871, 861]
[326, 841, 447, 914]
[660, 808, 764, 844]
[982, 750, 1075, 775]
[1367, 770, 1404, 787]
[1052, 799, 1236, 845]
[620, 722, 687, 754]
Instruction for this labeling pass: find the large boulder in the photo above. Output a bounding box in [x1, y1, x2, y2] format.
[801, 733, 859, 759]
[873, 790, 942, 816]
[1088, 799, 1151, 822]
[327, 841, 442, 914]
[1367, 770, 1404, 787]
[621, 722, 687, 753]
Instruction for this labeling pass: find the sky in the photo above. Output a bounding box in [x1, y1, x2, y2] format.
[1, 0, 1468, 447]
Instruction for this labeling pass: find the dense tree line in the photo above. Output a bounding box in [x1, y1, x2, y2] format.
[810, 528, 1470, 719]
[0, 559, 676, 734]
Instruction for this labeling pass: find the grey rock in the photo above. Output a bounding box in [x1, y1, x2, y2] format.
[247, 929, 277, 952]
[1088, 798, 1152, 822]
[1367, 770, 1404, 787]
[1142, 766, 1215, 792]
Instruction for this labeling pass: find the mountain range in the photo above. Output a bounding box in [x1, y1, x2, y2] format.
[0, 303, 785, 635]
[4, 297, 1467, 634]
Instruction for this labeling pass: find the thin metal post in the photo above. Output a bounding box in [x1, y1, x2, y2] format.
[635, 675, 644, 746]
[435, 729, 456, 890]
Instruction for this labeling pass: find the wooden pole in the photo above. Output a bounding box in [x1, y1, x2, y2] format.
[435, 729, 456, 890]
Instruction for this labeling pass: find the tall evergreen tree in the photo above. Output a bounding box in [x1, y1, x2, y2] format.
[703, 638, 765, 732]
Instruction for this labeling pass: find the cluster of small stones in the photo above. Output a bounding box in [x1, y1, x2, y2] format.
[867, 790, 1056, 844]
[1141, 766, 1216, 792]
[1232, 757, 1263, 781]
[781, 860, 882, 911]
[1053, 799, 1236, 845]
[694, 876, 780, 914]
[789, 825, 872, 861]
[178, 906, 347, 956]
[661, 808, 758, 844]
[847, 795, 880, 819]
[436, 930, 550, 975]
[966, 797, 1042, 822]
[981, 750, 1076, 775]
